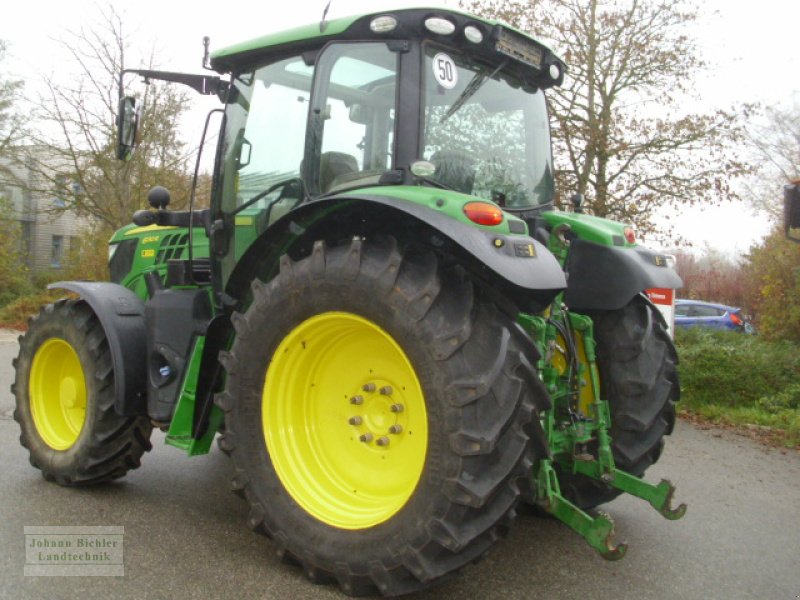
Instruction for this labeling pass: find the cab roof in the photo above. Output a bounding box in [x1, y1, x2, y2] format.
[209, 7, 560, 76]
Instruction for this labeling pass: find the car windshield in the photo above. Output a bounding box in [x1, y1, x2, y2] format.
[422, 46, 554, 209]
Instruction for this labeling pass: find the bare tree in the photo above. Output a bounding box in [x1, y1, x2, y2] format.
[737, 102, 800, 340]
[0, 40, 32, 300]
[463, 0, 749, 236]
[673, 247, 747, 308]
[744, 102, 800, 220]
[0, 40, 25, 165]
[23, 7, 194, 231]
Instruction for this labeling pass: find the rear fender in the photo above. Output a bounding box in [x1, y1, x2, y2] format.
[224, 195, 567, 310]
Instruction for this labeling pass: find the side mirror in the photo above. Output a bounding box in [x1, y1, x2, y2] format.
[116, 96, 138, 160]
[349, 103, 370, 124]
[784, 183, 800, 243]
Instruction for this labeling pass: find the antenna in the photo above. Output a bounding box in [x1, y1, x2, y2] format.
[202, 36, 212, 70]
[320, 0, 332, 33]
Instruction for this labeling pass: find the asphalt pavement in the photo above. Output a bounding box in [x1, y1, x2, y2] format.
[1, 330, 798, 600]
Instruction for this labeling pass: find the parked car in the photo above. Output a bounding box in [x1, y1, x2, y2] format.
[674, 299, 754, 333]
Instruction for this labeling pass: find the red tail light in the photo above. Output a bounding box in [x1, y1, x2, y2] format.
[463, 202, 504, 226]
[623, 226, 636, 244]
[729, 312, 743, 326]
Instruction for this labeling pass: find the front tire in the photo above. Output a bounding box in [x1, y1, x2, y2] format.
[217, 237, 547, 596]
[12, 299, 153, 485]
[559, 296, 679, 509]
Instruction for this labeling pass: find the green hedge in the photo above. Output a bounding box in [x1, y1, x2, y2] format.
[675, 327, 800, 446]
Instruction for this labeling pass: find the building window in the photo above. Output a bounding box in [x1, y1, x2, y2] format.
[54, 174, 67, 208]
[51, 235, 63, 268]
[20, 221, 32, 264]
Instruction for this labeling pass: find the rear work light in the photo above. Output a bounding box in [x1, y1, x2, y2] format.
[463, 202, 503, 226]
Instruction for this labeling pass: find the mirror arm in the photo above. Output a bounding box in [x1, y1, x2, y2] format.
[120, 69, 228, 97]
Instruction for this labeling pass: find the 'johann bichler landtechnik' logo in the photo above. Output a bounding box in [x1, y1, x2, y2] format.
[25, 526, 124, 576]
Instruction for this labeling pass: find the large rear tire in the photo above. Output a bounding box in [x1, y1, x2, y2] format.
[558, 296, 679, 509]
[217, 237, 547, 596]
[12, 299, 153, 485]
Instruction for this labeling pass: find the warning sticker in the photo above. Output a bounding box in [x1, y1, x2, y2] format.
[432, 53, 458, 90]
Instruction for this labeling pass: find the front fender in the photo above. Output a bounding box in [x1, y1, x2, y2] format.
[564, 240, 683, 311]
[48, 281, 147, 416]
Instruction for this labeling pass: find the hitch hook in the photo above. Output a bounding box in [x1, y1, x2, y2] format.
[654, 479, 687, 520]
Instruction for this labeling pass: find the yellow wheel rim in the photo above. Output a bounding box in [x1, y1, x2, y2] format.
[263, 312, 428, 530]
[29, 338, 87, 450]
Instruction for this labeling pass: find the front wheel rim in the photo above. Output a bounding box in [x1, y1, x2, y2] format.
[29, 338, 87, 450]
[263, 312, 428, 530]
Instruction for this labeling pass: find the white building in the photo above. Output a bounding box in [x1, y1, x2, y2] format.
[1, 150, 85, 274]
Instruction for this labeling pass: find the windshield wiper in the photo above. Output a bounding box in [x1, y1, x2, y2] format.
[439, 59, 508, 124]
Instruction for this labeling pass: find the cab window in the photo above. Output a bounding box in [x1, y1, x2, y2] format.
[308, 43, 398, 194]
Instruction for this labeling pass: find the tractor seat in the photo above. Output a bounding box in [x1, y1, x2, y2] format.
[319, 151, 359, 193]
[430, 150, 476, 194]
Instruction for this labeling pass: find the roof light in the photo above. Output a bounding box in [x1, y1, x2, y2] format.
[464, 202, 503, 226]
[464, 25, 483, 44]
[425, 17, 456, 35]
[623, 226, 636, 244]
[370, 15, 398, 33]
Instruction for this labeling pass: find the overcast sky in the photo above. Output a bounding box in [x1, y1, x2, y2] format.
[2, 0, 798, 255]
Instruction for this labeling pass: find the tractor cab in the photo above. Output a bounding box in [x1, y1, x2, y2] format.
[207, 9, 565, 284]
[214, 15, 561, 207]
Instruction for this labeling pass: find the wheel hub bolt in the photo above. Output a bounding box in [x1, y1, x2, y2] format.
[389, 424, 403, 434]
[390, 403, 404, 413]
[376, 436, 390, 447]
[362, 383, 376, 392]
[348, 416, 363, 425]
[379, 386, 393, 395]
[359, 433, 374, 443]
[350, 395, 364, 405]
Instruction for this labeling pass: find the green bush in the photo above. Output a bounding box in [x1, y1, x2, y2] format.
[0, 196, 32, 307]
[675, 327, 800, 409]
[742, 229, 800, 342]
[757, 383, 800, 412]
[675, 327, 800, 446]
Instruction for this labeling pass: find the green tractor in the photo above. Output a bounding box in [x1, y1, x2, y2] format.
[13, 8, 686, 595]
